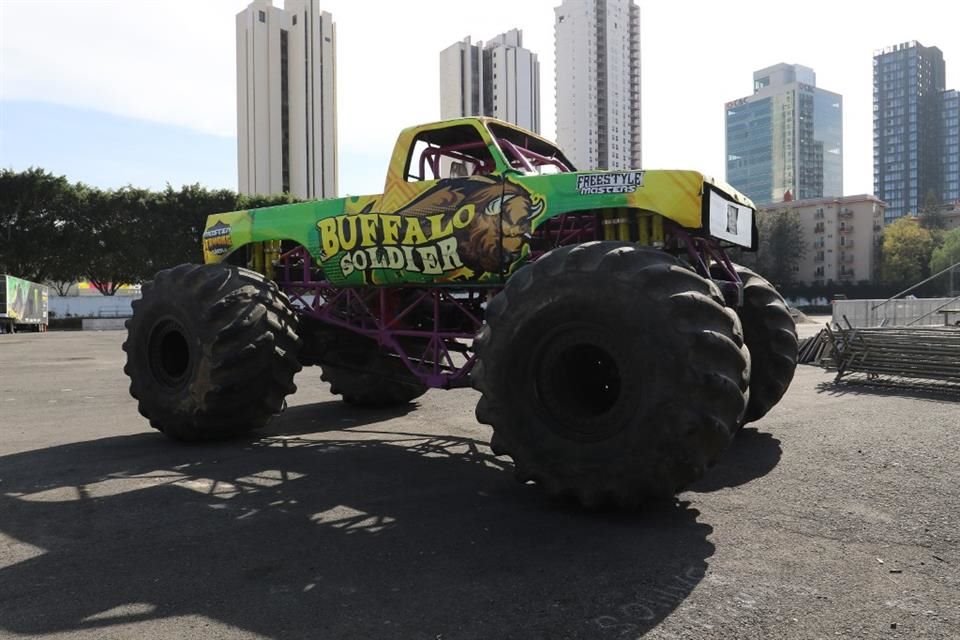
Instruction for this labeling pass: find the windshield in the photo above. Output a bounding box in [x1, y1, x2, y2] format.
[487, 122, 576, 175]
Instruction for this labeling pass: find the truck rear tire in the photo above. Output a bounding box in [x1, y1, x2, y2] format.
[714, 264, 798, 423]
[473, 242, 750, 508]
[123, 264, 301, 441]
[319, 331, 428, 407]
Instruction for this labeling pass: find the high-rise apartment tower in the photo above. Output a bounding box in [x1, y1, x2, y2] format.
[944, 89, 960, 203]
[872, 42, 951, 221]
[439, 29, 540, 133]
[236, 0, 337, 199]
[554, 0, 641, 170]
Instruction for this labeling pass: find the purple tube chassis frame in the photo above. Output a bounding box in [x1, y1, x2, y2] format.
[275, 215, 742, 389]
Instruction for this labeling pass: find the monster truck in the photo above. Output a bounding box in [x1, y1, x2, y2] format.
[123, 117, 798, 507]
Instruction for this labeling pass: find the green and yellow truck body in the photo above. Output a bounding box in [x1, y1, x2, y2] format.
[202, 117, 756, 287]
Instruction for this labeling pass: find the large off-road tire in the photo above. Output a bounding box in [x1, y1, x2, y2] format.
[317, 329, 428, 408]
[714, 264, 798, 423]
[473, 242, 750, 508]
[123, 263, 301, 441]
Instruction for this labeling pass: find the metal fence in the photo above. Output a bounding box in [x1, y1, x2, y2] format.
[821, 325, 960, 392]
[832, 298, 960, 328]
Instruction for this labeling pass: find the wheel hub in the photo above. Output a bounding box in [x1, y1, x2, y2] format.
[534, 326, 625, 441]
[148, 318, 191, 388]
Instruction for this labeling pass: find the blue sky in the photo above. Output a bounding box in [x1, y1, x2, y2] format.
[0, 100, 388, 196]
[0, 101, 237, 191]
[1, 0, 958, 198]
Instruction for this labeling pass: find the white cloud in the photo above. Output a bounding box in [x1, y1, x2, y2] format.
[1, 1, 240, 136]
[1, 0, 958, 196]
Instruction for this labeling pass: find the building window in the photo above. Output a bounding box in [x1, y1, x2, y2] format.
[292, 14, 297, 25]
[258, 10, 265, 22]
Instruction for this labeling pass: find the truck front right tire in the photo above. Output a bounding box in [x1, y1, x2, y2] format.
[473, 242, 750, 508]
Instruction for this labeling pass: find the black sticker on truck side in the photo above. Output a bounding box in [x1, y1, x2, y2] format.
[576, 171, 645, 195]
[726, 204, 739, 234]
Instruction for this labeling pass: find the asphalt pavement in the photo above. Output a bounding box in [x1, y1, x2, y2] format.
[0, 327, 957, 639]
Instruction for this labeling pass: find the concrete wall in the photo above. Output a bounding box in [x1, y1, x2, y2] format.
[81, 318, 128, 331]
[49, 296, 136, 318]
[833, 297, 960, 327]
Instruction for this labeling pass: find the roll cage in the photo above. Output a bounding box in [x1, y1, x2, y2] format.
[403, 120, 574, 182]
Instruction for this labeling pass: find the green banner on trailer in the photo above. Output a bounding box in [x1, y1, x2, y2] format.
[0, 275, 49, 325]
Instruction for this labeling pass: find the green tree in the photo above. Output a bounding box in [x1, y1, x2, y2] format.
[735, 210, 805, 287]
[153, 184, 240, 269]
[1, 167, 301, 294]
[151, 186, 292, 269]
[930, 228, 960, 273]
[0, 167, 75, 282]
[69, 187, 152, 295]
[930, 228, 960, 294]
[881, 217, 935, 285]
[45, 183, 88, 295]
[766, 210, 805, 286]
[918, 189, 946, 231]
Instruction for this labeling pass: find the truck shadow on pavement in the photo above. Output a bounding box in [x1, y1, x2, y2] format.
[264, 399, 421, 436]
[815, 379, 960, 403]
[688, 427, 783, 493]
[0, 405, 716, 639]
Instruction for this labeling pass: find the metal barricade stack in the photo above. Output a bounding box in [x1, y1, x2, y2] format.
[822, 325, 960, 391]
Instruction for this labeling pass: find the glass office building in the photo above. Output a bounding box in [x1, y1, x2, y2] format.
[725, 97, 773, 203]
[873, 42, 948, 221]
[814, 91, 844, 199]
[944, 89, 960, 203]
[725, 64, 842, 206]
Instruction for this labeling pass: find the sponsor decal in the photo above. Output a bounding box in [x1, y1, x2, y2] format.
[203, 221, 233, 256]
[317, 177, 543, 281]
[576, 171, 645, 195]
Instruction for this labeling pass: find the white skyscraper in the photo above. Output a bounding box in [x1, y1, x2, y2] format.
[439, 29, 541, 133]
[236, 0, 337, 200]
[554, 0, 641, 170]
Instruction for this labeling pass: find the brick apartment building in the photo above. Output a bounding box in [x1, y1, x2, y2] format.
[759, 195, 886, 285]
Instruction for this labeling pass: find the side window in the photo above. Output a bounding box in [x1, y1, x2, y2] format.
[406, 140, 431, 181]
[405, 126, 495, 182]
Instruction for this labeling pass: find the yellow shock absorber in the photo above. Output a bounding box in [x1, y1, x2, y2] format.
[618, 207, 630, 242]
[602, 210, 616, 240]
[637, 214, 650, 246]
[250, 242, 264, 274]
[651, 215, 665, 247]
[263, 240, 281, 281]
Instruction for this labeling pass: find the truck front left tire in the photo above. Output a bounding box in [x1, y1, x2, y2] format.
[123, 264, 301, 441]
